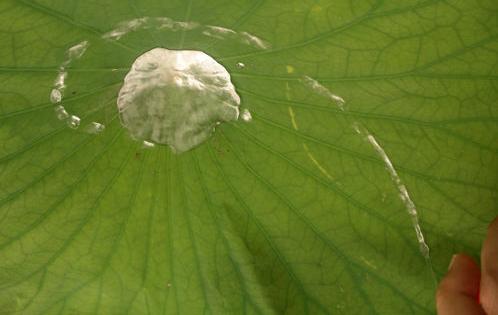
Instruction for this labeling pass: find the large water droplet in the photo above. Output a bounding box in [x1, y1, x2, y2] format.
[117, 48, 241, 153]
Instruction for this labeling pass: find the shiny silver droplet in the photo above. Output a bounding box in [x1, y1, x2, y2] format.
[86, 122, 105, 134]
[67, 115, 81, 129]
[241, 109, 252, 122]
[142, 140, 155, 148]
[54, 105, 69, 120]
[118, 48, 241, 153]
[50, 89, 62, 104]
[54, 71, 67, 90]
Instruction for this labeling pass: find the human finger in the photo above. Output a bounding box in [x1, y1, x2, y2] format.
[480, 216, 498, 315]
[436, 254, 485, 315]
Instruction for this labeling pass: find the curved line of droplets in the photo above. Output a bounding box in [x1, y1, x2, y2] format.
[48, 16, 434, 278]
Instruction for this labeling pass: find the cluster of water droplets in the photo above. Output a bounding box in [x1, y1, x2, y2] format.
[49, 16, 261, 149]
[49, 41, 106, 134]
[104, 17, 260, 151]
[102, 17, 270, 50]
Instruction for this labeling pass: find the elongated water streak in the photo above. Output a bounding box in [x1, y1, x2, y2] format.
[301, 76, 435, 281]
[301, 76, 345, 110]
[353, 124, 432, 258]
[102, 17, 270, 50]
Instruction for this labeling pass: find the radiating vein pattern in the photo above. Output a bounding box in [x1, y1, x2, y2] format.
[0, 0, 496, 314]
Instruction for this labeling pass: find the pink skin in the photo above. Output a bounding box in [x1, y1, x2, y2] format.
[437, 216, 498, 315]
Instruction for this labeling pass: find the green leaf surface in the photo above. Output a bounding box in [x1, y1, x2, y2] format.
[0, 0, 497, 314]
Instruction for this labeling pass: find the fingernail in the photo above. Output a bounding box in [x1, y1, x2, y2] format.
[448, 254, 457, 271]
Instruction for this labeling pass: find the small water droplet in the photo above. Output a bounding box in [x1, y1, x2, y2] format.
[54, 71, 67, 90]
[236, 62, 245, 69]
[50, 89, 62, 104]
[67, 115, 81, 129]
[86, 122, 105, 134]
[54, 105, 69, 120]
[143, 140, 155, 148]
[67, 41, 89, 60]
[241, 109, 252, 122]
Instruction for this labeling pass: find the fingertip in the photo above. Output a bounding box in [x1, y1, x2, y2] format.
[437, 254, 480, 298]
[482, 215, 498, 270]
[437, 254, 484, 315]
[448, 254, 481, 284]
[480, 277, 498, 315]
[480, 216, 498, 315]
[488, 216, 498, 233]
[482, 215, 498, 283]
